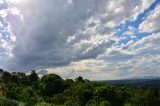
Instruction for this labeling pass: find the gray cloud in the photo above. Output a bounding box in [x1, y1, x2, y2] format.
[7, 0, 110, 70]
[0, 0, 159, 80]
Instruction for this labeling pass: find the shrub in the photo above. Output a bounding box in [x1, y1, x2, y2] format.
[99, 101, 111, 106]
[35, 102, 52, 106]
[0, 97, 19, 106]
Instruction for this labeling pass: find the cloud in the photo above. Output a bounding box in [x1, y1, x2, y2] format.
[0, 0, 159, 80]
[133, 33, 160, 55]
[139, 5, 160, 32]
[46, 59, 117, 80]
[46, 33, 160, 80]
[93, 32, 160, 79]
[6, 0, 110, 70]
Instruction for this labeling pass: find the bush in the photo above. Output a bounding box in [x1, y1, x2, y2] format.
[99, 101, 111, 106]
[35, 102, 53, 106]
[0, 97, 19, 106]
[86, 100, 97, 106]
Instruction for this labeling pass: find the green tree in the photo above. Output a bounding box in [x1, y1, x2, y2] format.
[95, 86, 126, 106]
[29, 70, 39, 82]
[99, 101, 111, 106]
[41, 74, 65, 97]
[0, 69, 4, 75]
[0, 97, 19, 106]
[11, 74, 20, 85]
[75, 76, 85, 83]
[64, 83, 94, 106]
[20, 87, 38, 106]
[5, 83, 22, 100]
[2, 71, 12, 84]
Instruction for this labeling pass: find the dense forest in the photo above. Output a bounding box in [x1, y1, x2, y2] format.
[0, 69, 160, 106]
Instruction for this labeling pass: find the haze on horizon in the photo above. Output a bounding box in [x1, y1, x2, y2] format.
[0, 0, 160, 80]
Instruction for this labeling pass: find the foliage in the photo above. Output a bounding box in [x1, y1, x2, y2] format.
[35, 102, 53, 106]
[41, 74, 65, 97]
[0, 69, 160, 106]
[2, 71, 12, 84]
[29, 70, 39, 82]
[0, 97, 19, 106]
[99, 101, 111, 106]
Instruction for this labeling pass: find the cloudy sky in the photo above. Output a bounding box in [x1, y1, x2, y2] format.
[0, 0, 160, 80]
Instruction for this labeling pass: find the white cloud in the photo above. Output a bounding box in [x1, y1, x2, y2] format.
[46, 59, 118, 80]
[0, 0, 159, 80]
[92, 32, 160, 79]
[139, 5, 160, 32]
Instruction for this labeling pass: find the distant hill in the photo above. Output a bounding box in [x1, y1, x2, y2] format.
[99, 76, 160, 88]
[126, 76, 160, 80]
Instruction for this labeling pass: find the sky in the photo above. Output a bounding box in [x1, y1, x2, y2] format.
[0, 0, 160, 80]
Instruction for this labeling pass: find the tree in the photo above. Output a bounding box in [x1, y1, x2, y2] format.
[75, 76, 85, 83]
[0, 97, 19, 106]
[41, 73, 62, 82]
[5, 83, 21, 100]
[17, 72, 31, 86]
[75, 88, 93, 106]
[17, 72, 28, 80]
[64, 83, 94, 106]
[64, 79, 74, 89]
[0, 69, 4, 83]
[20, 87, 38, 106]
[41, 74, 65, 96]
[2, 71, 12, 84]
[95, 86, 126, 106]
[29, 70, 39, 82]
[99, 101, 111, 106]
[0, 69, 4, 75]
[11, 74, 20, 85]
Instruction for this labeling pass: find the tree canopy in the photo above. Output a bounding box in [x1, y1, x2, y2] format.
[0, 69, 159, 106]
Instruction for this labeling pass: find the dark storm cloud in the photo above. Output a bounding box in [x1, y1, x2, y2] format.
[7, 0, 112, 71]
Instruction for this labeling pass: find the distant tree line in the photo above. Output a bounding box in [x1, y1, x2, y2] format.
[0, 68, 160, 106]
